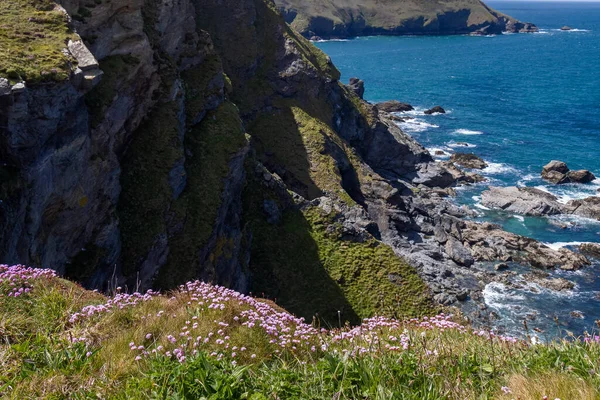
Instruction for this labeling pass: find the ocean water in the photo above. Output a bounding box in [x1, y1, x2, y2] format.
[315, 1, 600, 337]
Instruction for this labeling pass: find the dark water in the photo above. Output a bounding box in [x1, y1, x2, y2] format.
[315, 2, 600, 336]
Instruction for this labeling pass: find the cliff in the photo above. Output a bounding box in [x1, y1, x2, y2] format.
[0, 0, 582, 328]
[275, 0, 538, 39]
[1, 0, 442, 324]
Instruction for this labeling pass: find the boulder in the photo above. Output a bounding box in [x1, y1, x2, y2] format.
[347, 77, 365, 99]
[494, 263, 509, 271]
[375, 100, 414, 113]
[579, 243, 600, 258]
[424, 106, 445, 115]
[542, 160, 570, 183]
[445, 238, 474, 267]
[450, 153, 488, 169]
[565, 196, 600, 220]
[567, 169, 596, 183]
[481, 186, 563, 216]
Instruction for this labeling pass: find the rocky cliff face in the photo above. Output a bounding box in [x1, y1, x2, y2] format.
[0, 0, 579, 326]
[276, 0, 538, 39]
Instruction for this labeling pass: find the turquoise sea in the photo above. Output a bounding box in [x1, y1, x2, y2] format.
[315, 1, 600, 336]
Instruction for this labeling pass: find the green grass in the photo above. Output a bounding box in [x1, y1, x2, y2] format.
[118, 100, 183, 277]
[2, 268, 600, 399]
[0, 0, 78, 83]
[242, 161, 434, 325]
[155, 101, 248, 288]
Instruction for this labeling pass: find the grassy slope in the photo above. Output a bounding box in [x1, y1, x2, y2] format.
[1, 266, 599, 399]
[0, 0, 78, 83]
[277, 0, 504, 33]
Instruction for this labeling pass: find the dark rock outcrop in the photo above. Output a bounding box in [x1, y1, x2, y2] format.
[580, 243, 600, 258]
[424, 106, 446, 115]
[450, 153, 488, 169]
[276, 0, 538, 39]
[375, 100, 414, 113]
[347, 77, 365, 99]
[541, 160, 596, 184]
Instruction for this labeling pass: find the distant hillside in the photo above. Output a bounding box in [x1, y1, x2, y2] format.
[276, 0, 538, 38]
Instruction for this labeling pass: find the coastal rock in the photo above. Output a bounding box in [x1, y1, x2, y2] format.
[450, 153, 488, 169]
[481, 186, 563, 216]
[523, 272, 575, 291]
[494, 263, 509, 271]
[541, 160, 596, 184]
[277, 0, 539, 39]
[347, 77, 365, 99]
[579, 243, 600, 258]
[445, 238, 474, 267]
[542, 160, 570, 183]
[561, 26, 572, 31]
[424, 106, 445, 115]
[375, 100, 414, 113]
[567, 169, 596, 183]
[565, 196, 600, 220]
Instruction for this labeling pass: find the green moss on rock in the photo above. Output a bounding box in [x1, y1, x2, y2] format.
[85, 55, 140, 127]
[243, 169, 434, 325]
[0, 0, 77, 83]
[118, 101, 182, 276]
[156, 101, 248, 288]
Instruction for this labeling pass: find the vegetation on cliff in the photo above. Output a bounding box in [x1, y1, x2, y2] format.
[0, 0, 77, 83]
[276, 0, 536, 38]
[1, 265, 599, 399]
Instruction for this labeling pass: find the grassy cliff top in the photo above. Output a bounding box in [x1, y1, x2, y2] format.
[0, 0, 76, 83]
[276, 0, 520, 36]
[1, 264, 600, 399]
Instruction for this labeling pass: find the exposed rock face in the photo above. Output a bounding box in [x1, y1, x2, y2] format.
[376, 100, 414, 113]
[0, 0, 590, 327]
[450, 153, 488, 169]
[424, 106, 446, 115]
[482, 186, 600, 221]
[580, 243, 600, 258]
[347, 77, 365, 99]
[481, 187, 563, 216]
[276, 0, 538, 39]
[567, 170, 596, 183]
[541, 160, 596, 184]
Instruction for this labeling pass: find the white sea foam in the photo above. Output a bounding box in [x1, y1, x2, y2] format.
[397, 119, 439, 133]
[482, 162, 518, 175]
[453, 129, 484, 135]
[474, 203, 491, 210]
[552, 28, 590, 32]
[447, 141, 477, 148]
[427, 147, 451, 158]
[513, 215, 525, 222]
[516, 173, 537, 187]
[483, 282, 527, 307]
[311, 38, 351, 42]
[542, 241, 585, 250]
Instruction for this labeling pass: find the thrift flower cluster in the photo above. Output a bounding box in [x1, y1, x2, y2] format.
[0, 264, 56, 298]
[69, 287, 159, 323]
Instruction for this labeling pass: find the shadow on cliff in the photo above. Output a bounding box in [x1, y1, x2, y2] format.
[242, 166, 361, 326]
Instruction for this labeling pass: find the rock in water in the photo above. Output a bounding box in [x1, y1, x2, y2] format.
[347, 77, 365, 99]
[494, 263, 509, 271]
[580, 243, 600, 258]
[561, 26, 572, 31]
[567, 169, 596, 183]
[481, 186, 564, 216]
[375, 100, 414, 113]
[424, 106, 445, 115]
[450, 153, 488, 169]
[541, 160, 570, 183]
[565, 196, 600, 220]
